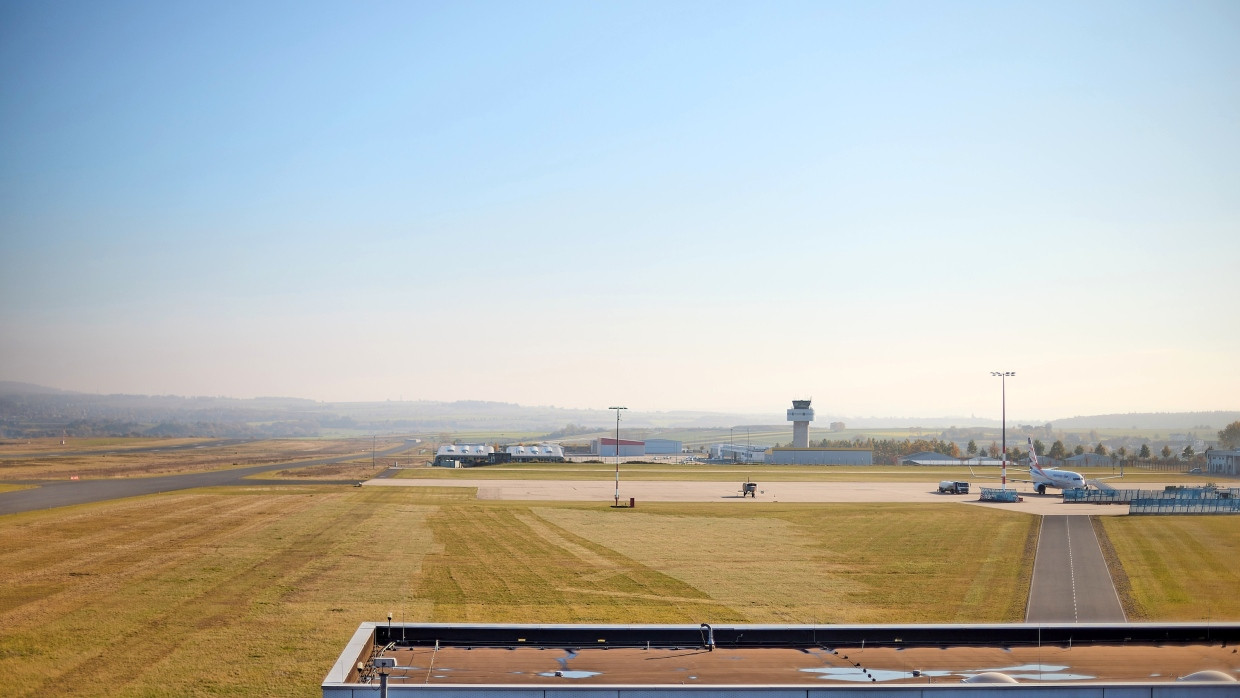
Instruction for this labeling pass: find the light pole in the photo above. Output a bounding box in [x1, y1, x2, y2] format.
[610, 406, 627, 506]
[990, 371, 1015, 490]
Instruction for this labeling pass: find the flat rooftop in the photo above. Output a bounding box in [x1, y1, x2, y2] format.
[325, 623, 1240, 693]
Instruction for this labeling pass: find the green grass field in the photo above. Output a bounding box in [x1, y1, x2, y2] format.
[1099, 515, 1240, 621]
[1, 482, 1237, 697]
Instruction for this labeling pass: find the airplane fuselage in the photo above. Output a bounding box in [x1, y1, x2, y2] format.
[1031, 467, 1086, 491]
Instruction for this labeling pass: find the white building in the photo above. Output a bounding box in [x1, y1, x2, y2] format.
[505, 444, 565, 462]
[433, 443, 493, 467]
[1207, 449, 1239, 476]
[710, 443, 768, 463]
[787, 399, 814, 448]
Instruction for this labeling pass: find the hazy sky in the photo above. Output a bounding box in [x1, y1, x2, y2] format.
[2, 1, 1237, 420]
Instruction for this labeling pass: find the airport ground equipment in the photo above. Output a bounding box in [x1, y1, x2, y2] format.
[938, 480, 969, 494]
[979, 487, 1020, 503]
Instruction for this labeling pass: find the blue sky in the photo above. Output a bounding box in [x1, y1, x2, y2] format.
[2, 1, 1237, 420]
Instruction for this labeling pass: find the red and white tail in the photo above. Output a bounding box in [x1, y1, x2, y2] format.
[1028, 437, 1046, 476]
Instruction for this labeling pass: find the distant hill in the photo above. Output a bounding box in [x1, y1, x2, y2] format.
[1049, 412, 1240, 430]
[0, 381, 79, 395]
[2, 382, 1233, 438]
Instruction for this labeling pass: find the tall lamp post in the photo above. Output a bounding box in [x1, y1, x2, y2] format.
[609, 406, 627, 506]
[990, 371, 1015, 490]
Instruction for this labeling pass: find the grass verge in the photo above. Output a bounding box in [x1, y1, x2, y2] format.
[1097, 514, 1240, 620]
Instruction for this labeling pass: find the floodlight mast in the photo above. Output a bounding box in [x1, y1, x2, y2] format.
[990, 371, 1015, 490]
[610, 406, 627, 506]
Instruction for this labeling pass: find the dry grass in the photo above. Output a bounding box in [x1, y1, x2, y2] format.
[1097, 515, 1240, 620]
[0, 488, 1040, 696]
[0, 438, 404, 480]
[0, 437, 208, 454]
[0, 484, 34, 494]
[8, 482, 1239, 697]
[531, 503, 1035, 624]
[0, 487, 434, 697]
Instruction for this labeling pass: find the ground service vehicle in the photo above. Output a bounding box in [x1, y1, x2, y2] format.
[938, 480, 969, 494]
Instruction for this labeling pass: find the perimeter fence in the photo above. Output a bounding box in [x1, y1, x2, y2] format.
[1130, 498, 1240, 514]
[1065, 485, 1240, 514]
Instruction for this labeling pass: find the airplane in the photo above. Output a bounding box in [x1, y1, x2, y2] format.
[969, 438, 1122, 495]
[1021, 437, 1123, 494]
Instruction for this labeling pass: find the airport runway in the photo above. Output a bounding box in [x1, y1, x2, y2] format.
[0, 438, 250, 460]
[0, 444, 417, 515]
[1026, 515, 1126, 623]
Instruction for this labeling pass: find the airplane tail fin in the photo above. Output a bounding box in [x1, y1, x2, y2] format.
[1027, 437, 1046, 476]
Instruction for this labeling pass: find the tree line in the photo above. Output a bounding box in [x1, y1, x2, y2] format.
[811, 434, 1218, 465]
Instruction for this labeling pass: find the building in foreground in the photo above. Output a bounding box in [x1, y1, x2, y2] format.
[324, 621, 1240, 696]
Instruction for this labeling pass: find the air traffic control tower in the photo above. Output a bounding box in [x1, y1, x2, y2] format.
[787, 399, 814, 448]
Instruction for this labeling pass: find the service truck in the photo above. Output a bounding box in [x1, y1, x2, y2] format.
[938, 480, 969, 494]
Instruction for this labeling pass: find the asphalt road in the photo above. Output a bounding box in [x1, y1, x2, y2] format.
[0, 442, 420, 515]
[1025, 515, 1126, 623]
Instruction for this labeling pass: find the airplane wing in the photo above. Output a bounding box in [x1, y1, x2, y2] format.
[966, 463, 1033, 483]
